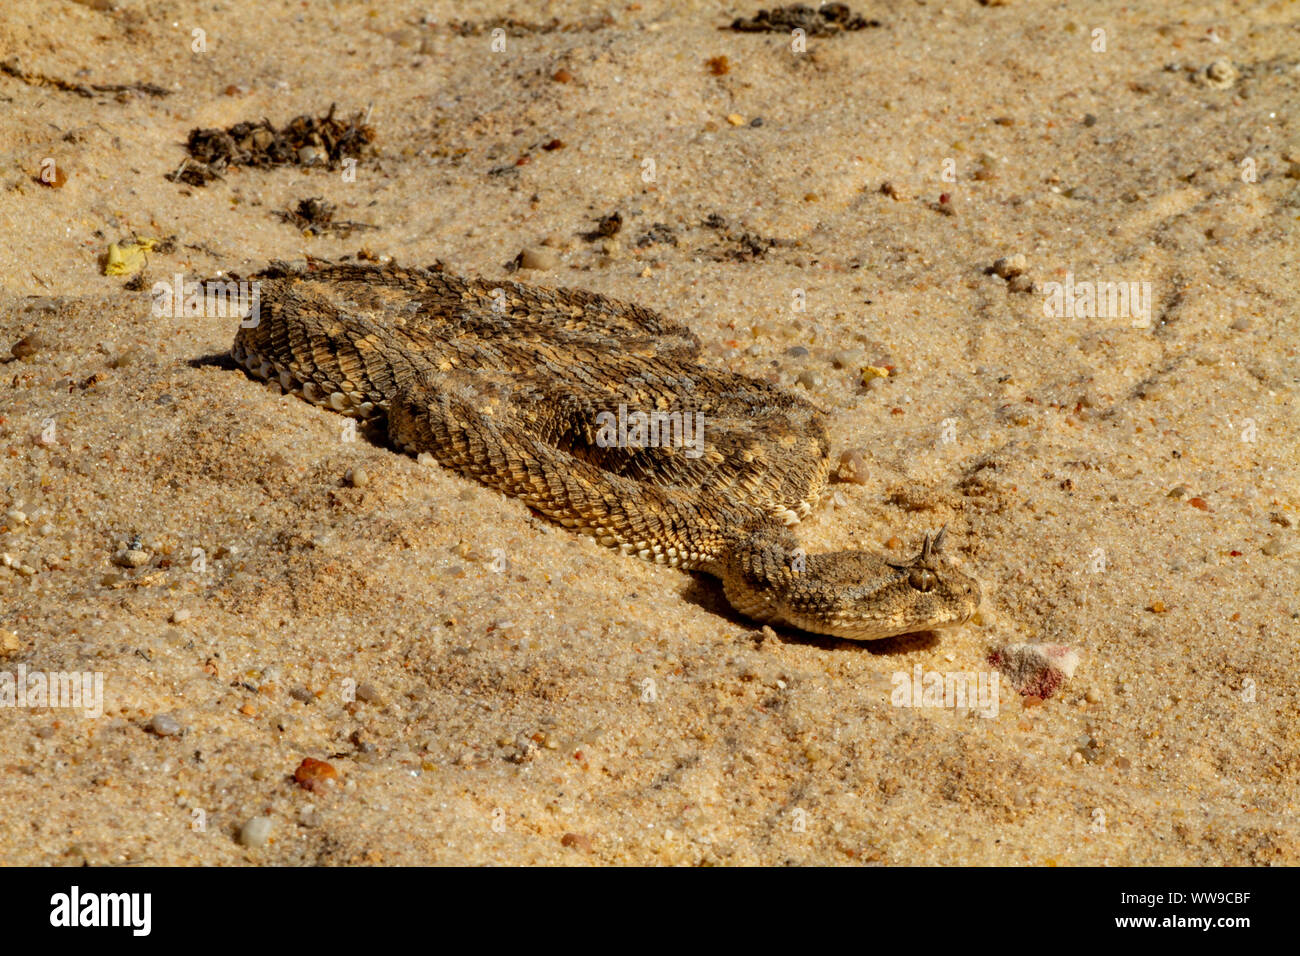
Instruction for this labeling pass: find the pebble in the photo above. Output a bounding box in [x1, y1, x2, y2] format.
[518, 247, 558, 270]
[1229, 316, 1252, 332]
[237, 816, 273, 847]
[795, 370, 822, 389]
[149, 713, 183, 737]
[560, 832, 593, 852]
[290, 686, 315, 703]
[1203, 58, 1237, 89]
[880, 181, 910, 201]
[113, 548, 150, 569]
[10, 333, 43, 360]
[170, 608, 192, 624]
[835, 449, 870, 485]
[294, 757, 338, 792]
[988, 643, 1080, 699]
[784, 345, 810, 359]
[993, 253, 1027, 279]
[5, 509, 29, 527]
[345, 465, 369, 488]
[830, 349, 863, 369]
[1007, 274, 1035, 294]
[1262, 538, 1291, 557]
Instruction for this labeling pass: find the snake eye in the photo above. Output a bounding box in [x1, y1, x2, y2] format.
[908, 567, 937, 593]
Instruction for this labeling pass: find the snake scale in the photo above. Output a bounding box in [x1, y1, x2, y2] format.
[231, 262, 979, 640]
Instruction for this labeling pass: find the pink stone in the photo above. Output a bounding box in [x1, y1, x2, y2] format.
[988, 643, 1080, 699]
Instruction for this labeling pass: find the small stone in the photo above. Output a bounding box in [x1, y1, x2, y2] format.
[1229, 316, 1252, 332]
[149, 713, 183, 737]
[795, 370, 822, 389]
[836, 449, 870, 485]
[10, 334, 43, 360]
[1262, 538, 1290, 557]
[1007, 274, 1035, 294]
[290, 686, 315, 703]
[170, 608, 192, 624]
[355, 682, 383, 704]
[1166, 484, 1190, 499]
[345, 466, 369, 488]
[725, 113, 745, 126]
[993, 253, 1027, 279]
[297, 145, 321, 165]
[113, 548, 150, 569]
[560, 832, 593, 852]
[784, 345, 810, 359]
[830, 349, 863, 369]
[880, 181, 910, 201]
[1203, 58, 1237, 89]
[518, 247, 558, 270]
[5, 510, 29, 527]
[294, 757, 338, 792]
[237, 816, 273, 847]
[988, 643, 1080, 699]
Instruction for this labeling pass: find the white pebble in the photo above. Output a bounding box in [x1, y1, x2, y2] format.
[237, 816, 273, 847]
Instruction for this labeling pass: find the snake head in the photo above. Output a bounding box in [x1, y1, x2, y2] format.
[726, 525, 981, 641]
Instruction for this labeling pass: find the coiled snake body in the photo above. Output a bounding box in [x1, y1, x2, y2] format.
[232, 263, 979, 640]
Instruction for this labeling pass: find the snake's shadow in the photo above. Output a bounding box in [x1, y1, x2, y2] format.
[678, 575, 940, 654]
[191, 350, 240, 371]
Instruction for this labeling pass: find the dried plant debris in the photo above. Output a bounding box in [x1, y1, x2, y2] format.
[170, 104, 375, 186]
[0, 58, 171, 99]
[442, 14, 614, 36]
[273, 197, 377, 238]
[728, 4, 882, 35]
[700, 213, 791, 261]
[580, 211, 622, 242]
[635, 223, 678, 248]
[101, 236, 176, 277]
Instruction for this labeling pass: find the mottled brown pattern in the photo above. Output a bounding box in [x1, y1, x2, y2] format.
[232, 262, 978, 640]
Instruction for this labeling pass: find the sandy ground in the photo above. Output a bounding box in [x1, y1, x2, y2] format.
[0, 0, 1297, 865]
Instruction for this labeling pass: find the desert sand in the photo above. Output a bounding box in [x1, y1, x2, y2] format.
[0, 0, 1296, 865]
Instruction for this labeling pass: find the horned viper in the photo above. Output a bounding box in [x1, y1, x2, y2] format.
[231, 262, 979, 640]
